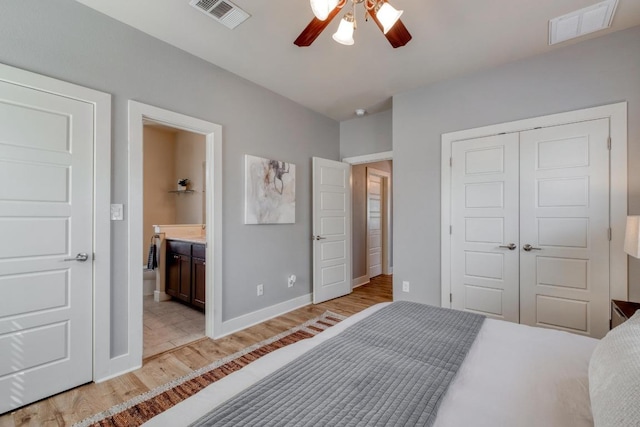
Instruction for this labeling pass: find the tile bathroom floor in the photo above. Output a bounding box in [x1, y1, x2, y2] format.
[143, 296, 205, 359]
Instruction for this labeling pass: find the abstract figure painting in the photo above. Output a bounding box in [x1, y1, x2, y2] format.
[245, 155, 296, 224]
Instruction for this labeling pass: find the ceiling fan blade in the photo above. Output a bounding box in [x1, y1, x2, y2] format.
[384, 19, 412, 48]
[369, 10, 412, 48]
[294, 6, 342, 47]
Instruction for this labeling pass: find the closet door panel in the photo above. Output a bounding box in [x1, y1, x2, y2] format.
[519, 118, 610, 338]
[450, 133, 520, 322]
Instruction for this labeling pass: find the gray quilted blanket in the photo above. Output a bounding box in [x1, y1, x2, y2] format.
[190, 301, 485, 426]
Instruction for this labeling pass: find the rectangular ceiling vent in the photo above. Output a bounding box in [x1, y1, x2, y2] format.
[190, 0, 250, 29]
[549, 0, 618, 45]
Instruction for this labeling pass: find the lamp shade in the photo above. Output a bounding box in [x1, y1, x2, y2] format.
[624, 215, 640, 258]
[376, 2, 403, 34]
[310, 0, 339, 21]
[332, 13, 355, 45]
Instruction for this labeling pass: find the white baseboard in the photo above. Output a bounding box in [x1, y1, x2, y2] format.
[352, 275, 370, 288]
[219, 293, 312, 339]
[154, 290, 171, 302]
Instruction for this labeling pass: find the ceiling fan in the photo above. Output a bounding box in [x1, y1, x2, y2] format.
[294, 0, 412, 48]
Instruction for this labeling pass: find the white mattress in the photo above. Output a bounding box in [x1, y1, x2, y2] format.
[145, 303, 598, 426]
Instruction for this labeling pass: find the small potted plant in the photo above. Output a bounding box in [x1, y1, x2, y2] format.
[177, 178, 189, 191]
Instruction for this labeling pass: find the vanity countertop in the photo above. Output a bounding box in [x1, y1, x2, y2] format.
[166, 236, 206, 245]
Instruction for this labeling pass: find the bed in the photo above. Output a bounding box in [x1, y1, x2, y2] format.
[144, 301, 640, 427]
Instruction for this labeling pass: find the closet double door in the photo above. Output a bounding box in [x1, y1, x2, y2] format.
[450, 118, 610, 338]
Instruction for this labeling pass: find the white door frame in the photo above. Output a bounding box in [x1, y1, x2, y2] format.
[128, 101, 223, 370]
[343, 151, 393, 282]
[343, 150, 392, 165]
[441, 102, 628, 308]
[0, 63, 113, 381]
[367, 167, 391, 277]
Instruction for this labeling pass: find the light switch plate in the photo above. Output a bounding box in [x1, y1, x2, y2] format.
[111, 204, 124, 221]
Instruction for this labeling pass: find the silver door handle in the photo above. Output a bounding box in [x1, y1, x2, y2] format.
[312, 236, 327, 241]
[523, 244, 542, 252]
[499, 243, 517, 250]
[64, 253, 89, 262]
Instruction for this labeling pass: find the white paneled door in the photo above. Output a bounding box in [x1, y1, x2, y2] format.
[367, 172, 383, 278]
[520, 119, 610, 338]
[312, 157, 352, 304]
[0, 80, 94, 412]
[451, 133, 520, 322]
[450, 119, 611, 338]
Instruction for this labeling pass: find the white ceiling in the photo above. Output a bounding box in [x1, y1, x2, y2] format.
[75, 0, 640, 121]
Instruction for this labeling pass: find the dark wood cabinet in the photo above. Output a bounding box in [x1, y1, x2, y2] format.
[166, 251, 191, 303]
[192, 257, 206, 310]
[178, 255, 191, 303]
[166, 240, 206, 311]
[165, 252, 180, 299]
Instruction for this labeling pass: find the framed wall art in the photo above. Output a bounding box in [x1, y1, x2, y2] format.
[244, 155, 296, 224]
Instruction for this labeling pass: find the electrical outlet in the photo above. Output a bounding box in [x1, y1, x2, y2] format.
[402, 281, 410, 292]
[287, 274, 296, 287]
[257, 284, 264, 296]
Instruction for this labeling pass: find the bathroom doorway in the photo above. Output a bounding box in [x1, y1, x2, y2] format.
[142, 123, 207, 358]
[128, 101, 223, 366]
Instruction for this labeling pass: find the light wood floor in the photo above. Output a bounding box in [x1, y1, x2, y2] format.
[0, 276, 392, 427]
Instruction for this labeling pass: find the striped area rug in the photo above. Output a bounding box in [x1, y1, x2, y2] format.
[74, 311, 345, 427]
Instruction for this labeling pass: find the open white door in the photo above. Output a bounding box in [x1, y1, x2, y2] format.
[312, 157, 352, 304]
[0, 79, 94, 412]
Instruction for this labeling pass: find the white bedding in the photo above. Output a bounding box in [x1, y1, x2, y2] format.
[145, 303, 598, 426]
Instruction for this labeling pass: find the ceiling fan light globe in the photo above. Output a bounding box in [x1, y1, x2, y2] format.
[310, 0, 339, 21]
[332, 16, 355, 45]
[377, 2, 403, 34]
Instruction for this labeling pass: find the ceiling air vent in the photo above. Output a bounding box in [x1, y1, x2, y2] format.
[549, 0, 618, 45]
[190, 0, 250, 29]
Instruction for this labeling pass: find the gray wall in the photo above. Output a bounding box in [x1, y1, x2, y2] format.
[340, 109, 392, 158]
[393, 26, 640, 305]
[351, 161, 393, 280]
[0, 0, 339, 356]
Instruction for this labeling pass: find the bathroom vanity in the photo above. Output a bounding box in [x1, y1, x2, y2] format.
[166, 238, 206, 311]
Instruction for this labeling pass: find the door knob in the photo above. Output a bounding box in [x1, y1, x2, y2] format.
[523, 244, 542, 252]
[499, 243, 517, 250]
[64, 253, 89, 262]
[313, 236, 327, 240]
